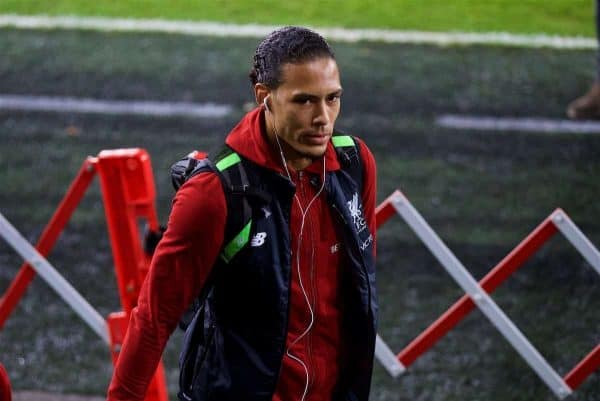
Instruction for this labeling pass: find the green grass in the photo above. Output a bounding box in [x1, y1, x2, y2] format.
[0, 0, 595, 37]
[0, 28, 599, 401]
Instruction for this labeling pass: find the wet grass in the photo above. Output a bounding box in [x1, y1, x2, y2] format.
[0, 29, 599, 400]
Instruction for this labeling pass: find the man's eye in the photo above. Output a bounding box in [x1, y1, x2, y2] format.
[328, 95, 341, 102]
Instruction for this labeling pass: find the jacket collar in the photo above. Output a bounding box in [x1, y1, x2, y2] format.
[225, 106, 341, 175]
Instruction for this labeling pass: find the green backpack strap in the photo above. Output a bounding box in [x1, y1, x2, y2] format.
[212, 147, 253, 263]
[332, 132, 364, 195]
[169, 147, 255, 264]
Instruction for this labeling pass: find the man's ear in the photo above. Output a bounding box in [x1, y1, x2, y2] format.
[254, 83, 270, 106]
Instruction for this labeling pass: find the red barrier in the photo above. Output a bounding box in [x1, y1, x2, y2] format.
[397, 216, 558, 366]
[96, 149, 159, 312]
[0, 158, 96, 329]
[375, 200, 397, 230]
[0, 149, 167, 401]
[0, 363, 11, 401]
[96, 149, 167, 401]
[375, 194, 600, 392]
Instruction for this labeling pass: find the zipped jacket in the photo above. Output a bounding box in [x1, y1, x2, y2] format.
[106, 107, 377, 401]
[178, 135, 378, 401]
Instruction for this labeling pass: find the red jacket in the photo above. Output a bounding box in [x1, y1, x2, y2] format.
[107, 107, 377, 401]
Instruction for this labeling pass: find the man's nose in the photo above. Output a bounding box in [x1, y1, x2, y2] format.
[312, 101, 330, 126]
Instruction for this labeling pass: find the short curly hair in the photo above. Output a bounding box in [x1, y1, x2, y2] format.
[249, 26, 335, 89]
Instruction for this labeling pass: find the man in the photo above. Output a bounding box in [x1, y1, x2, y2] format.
[107, 26, 378, 401]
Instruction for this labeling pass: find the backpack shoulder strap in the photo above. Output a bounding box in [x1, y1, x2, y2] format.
[332, 132, 364, 194]
[170, 147, 263, 331]
[212, 147, 254, 263]
[170, 151, 210, 191]
[169, 147, 253, 263]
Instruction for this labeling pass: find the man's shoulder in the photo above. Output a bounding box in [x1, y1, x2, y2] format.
[175, 168, 225, 205]
[351, 136, 375, 167]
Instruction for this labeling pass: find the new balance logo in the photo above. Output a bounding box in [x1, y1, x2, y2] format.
[250, 232, 267, 247]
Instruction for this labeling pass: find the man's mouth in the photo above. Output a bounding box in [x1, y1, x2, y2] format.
[303, 132, 330, 146]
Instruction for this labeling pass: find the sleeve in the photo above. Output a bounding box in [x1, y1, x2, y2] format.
[357, 139, 377, 257]
[106, 171, 227, 401]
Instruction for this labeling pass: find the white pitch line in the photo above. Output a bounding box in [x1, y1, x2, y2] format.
[0, 14, 596, 49]
[0, 94, 232, 118]
[437, 114, 600, 134]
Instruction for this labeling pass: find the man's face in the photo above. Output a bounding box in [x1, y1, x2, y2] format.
[268, 57, 342, 161]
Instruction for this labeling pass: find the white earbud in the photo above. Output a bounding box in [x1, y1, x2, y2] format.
[263, 95, 271, 113]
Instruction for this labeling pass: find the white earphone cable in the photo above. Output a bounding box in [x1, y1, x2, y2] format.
[271, 109, 326, 401]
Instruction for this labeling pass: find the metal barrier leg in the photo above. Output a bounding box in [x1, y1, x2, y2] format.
[565, 344, 600, 391]
[0, 212, 109, 343]
[98, 150, 168, 401]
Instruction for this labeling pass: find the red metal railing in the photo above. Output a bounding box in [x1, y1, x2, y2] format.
[0, 158, 96, 328]
[375, 192, 599, 393]
[0, 149, 167, 401]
